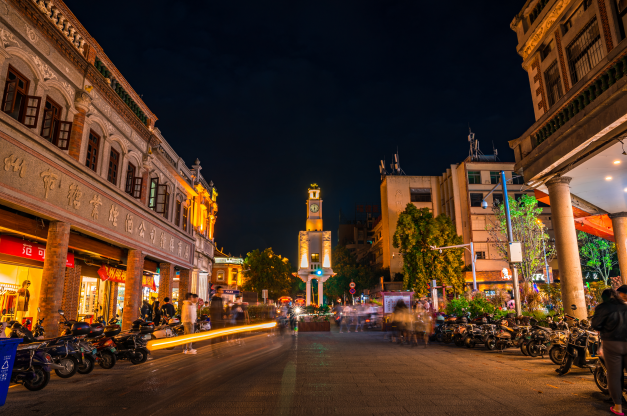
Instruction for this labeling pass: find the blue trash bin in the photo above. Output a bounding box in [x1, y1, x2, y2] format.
[0, 338, 22, 406]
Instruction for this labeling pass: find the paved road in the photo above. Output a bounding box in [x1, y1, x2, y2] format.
[3, 328, 618, 415]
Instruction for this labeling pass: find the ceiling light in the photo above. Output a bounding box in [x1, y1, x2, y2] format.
[606, 176, 613, 180]
[624, 187, 627, 192]
[615, 160, 622, 165]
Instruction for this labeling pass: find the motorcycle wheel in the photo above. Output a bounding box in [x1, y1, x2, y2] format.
[453, 334, 464, 347]
[465, 337, 476, 349]
[435, 332, 443, 343]
[77, 354, 95, 375]
[549, 345, 566, 365]
[527, 340, 542, 357]
[594, 366, 609, 394]
[520, 340, 530, 356]
[54, 356, 78, 378]
[99, 350, 116, 370]
[485, 337, 496, 351]
[557, 354, 574, 375]
[23, 367, 50, 391]
[130, 348, 149, 365]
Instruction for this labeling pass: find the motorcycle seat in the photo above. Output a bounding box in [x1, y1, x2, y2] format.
[500, 326, 517, 334]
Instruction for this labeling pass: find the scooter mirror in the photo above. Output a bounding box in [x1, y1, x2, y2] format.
[58, 309, 65, 315]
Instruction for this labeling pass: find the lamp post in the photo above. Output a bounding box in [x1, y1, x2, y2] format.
[536, 219, 550, 284]
[481, 170, 522, 316]
[429, 243, 477, 291]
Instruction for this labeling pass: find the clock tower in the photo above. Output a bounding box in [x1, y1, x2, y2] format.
[297, 184, 334, 306]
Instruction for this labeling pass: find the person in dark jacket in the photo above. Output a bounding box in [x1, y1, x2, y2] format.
[160, 297, 176, 320]
[591, 286, 627, 415]
[140, 300, 152, 321]
[210, 287, 225, 346]
[153, 300, 162, 324]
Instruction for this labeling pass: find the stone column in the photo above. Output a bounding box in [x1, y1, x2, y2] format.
[39, 221, 71, 336]
[108, 282, 119, 320]
[122, 249, 143, 330]
[306, 278, 311, 306]
[318, 279, 324, 306]
[61, 264, 82, 322]
[68, 90, 92, 161]
[159, 263, 174, 305]
[610, 212, 627, 285]
[179, 269, 191, 299]
[546, 177, 587, 319]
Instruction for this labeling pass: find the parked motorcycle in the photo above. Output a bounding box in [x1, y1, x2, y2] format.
[112, 319, 153, 364]
[494, 319, 531, 351]
[58, 310, 98, 375]
[10, 343, 58, 391]
[556, 319, 600, 375]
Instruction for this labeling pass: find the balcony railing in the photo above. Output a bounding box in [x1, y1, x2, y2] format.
[529, 0, 550, 25]
[532, 53, 627, 148]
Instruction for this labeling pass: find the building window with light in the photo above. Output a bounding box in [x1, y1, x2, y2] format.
[468, 171, 481, 184]
[311, 253, 319, 263]
[217, 271, 224, 282]
[567, 16, 603, 84]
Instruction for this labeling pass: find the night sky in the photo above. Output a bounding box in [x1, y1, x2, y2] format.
[66, 0, 535, 264]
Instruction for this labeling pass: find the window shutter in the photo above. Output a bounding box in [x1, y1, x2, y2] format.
[40, 109, 54, 140]
[133, 177, 142, 199]
[55, 121, 72, 150]
[2, 80, 17, 113]
[155, 184, 167, 213]
[163, 190, 170, 219]
[125, 174, 133, 194]
[22, 96, 41, 128]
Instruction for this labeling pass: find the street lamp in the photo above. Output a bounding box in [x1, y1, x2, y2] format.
[481, 170, 523, 316]
[429, 243, 478, 291]
[536, 219, 550, 284]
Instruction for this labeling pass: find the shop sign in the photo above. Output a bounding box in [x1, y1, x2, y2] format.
[0, 235, 74, 267]
[222, 289, 240, 295]
[215, 257, 243, 265]
[97, 265, 126, 284]
[142, 274, 157, 291]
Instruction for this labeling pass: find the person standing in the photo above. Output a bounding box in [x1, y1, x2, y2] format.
[339, 304, 353, 333]
[181, 293, 198, 354]
[160, 297, 175, 320]
[591, 286, 627, 415]
[152, 300, 161, 324]
[140, 300, 152, 321]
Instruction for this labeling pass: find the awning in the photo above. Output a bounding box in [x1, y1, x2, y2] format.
[534, 190, 614, 241]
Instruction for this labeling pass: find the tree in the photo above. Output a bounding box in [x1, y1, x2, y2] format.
[487, 194, 554, 282]
[392, 204, 465, 296]
[578, 231, 618, 285]
[242, 248, 294, 299]
[324, 245, 383, 302]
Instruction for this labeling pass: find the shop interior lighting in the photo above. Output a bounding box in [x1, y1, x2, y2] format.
[146, 321, 276, 351]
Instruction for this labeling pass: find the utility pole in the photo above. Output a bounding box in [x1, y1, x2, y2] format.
[500, 170, 522, 316]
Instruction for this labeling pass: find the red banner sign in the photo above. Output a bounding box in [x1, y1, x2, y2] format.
[0, 235, 74, 267]
[97, 265, 157, 291]
[97, 265, 126, 284]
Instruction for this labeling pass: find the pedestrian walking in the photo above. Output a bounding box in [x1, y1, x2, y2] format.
[181, 292, 198, 354]
[160, 297, 176, 320]
[210, 286, 225, 347]
[591, 286, 627, 415]
[140, 300, 152, 321]
[339, 304, 352, 333]
[152, 300, 162, 324]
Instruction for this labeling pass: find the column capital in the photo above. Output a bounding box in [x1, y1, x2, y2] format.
[609, 212, 627, 219]
[546, 176, 572, 187]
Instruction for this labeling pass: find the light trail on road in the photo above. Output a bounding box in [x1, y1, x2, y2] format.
[146, 321, 277, 350]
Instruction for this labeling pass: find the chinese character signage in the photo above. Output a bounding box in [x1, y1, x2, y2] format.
[0, 235, 74, 267]
[97, 265, 126, 284]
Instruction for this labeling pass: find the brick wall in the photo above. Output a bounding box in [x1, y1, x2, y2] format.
[61, 264, 81, 323]
[39, 221, 71, 336]
[122, 249, 143, 330]
[158, 262, 174, 306]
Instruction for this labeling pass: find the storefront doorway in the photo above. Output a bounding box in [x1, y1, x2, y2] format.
[0, 263, 42, 328]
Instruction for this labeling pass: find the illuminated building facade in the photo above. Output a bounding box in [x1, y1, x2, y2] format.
[296, 185, 334, 306]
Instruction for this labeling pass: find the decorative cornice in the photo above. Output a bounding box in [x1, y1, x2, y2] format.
[545, 175, 572, 186]
[74, 89, 91, 112]
[521, 0, 568, 60]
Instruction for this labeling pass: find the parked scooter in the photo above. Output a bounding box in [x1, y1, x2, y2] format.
[111, 319, 153, 364]
[556, 315, 600, 375]
[58, 310, 98, 375]
[10, 343, 58, 391]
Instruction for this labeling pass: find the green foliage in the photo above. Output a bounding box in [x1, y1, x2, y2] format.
[446, 296, 469, 316]
[487, 194, 554, 282]
[392, 204, 465, 296]
[537, 283, 562, 314]
[578, 231, 618, 285]
[242, 248, 294, 300]
[325, 245, 384, 301]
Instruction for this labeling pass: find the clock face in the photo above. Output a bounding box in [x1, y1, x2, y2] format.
[310, 203, 319, 213]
